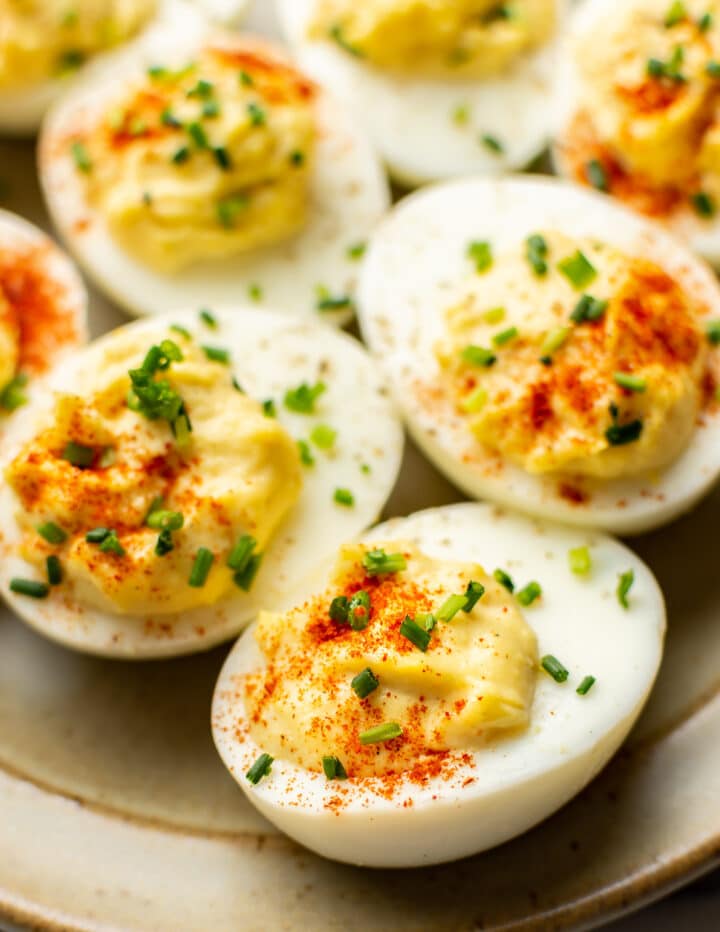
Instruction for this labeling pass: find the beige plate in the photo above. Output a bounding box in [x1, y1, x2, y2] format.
[1, 3, 720, 929]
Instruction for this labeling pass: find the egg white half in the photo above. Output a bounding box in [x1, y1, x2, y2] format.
[0, 208, 88, 430]
[0, 0, 246, 136]
[553, 0, 720, 268]
[38, 30, 389, 321]
[212, 502, 665, 867]
[0, 306, 403, 659]
[275, 0, 568, 186]
[357, 175, 720, 535]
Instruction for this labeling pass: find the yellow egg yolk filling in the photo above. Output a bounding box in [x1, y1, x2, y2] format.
[244, 542, 538, 779]
[0, 0, 157, 90]
[71, 40, 317, 271]
[5, 329, 303, 615]
[309, 0, 556, 78]
[436, 231, 708, 479]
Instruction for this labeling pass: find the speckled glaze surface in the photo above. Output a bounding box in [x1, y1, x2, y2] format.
[0, 3, 719, 930]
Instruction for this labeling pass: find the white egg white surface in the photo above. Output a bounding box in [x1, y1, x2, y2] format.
[553, 0, 720, 267]
[275, 0, 567, 186]
[358, 175, 720, 535]
[0, 209, 88, 427]
[38, 32, 389, 322]
[0, 306, 403, 659]
[0, 0, 244, 136]
[212, 502, 665, 868]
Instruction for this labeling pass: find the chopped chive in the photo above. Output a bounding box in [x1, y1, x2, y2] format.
[346, 241, 367, 261]
[360, 463, 371, 474]
[322, 755, 348, 780]
[585, 158, 608, 191]
[172, 412, 192, 448]
[614, 371, 647, 392]
[526, 233, 548, 276]
[463, 580, 485, 612]
[284, 381, 326, 414]
[493, 326, 518, 347]
[691, 191, 716, 217]
[246, 752, 273, 784]
[569, 546, 592, 575]
[436, 593, 467, 623]
[316, 293, 353, 312]
[227, 534, 257, 572]
[248, 283, 263, 301]
[540, 326, 570, 360]
[170, 324, 192, 339]
[699, 12, 713, 31]
[172, 145, 191, 166]
[146, 509, 184, 531]
[217, 193, 249, 228]
[161, 107, 182, 128]
[461, 345, 496, 367]
[213, 146, 231, 169]
[415, 612, 437, 632]
[452, 103, 470, 125]
[239, 70, 254, 86]
[247, 102, 266, 126]
[351, 667, 379, 699]
[570, 294, 608, 324]
[37, 522, 67, 545]
[310, 424, 336, 449]
[298, 439, 315, 466]
[362, 549, 406, 575]
[558, 251, 597, 290]
[155, 529, 174, 556]
[480, 133, 504, 154]
[99, 530, 125, 556]
[289, 149, 305, 167]
[541, 654, 569, 683]
[399, 615, 432, 652]
[328, 23, 364, 56]
[186, 121, 208, 148]
[461, 386, 488, 413]
[467, 240, 493, 273]
[62, 442, 94, 467]
[46, 555, 62, 586]
[85, 527, 110, 543]
[706, 60, 720, 78]
[576, 675, 596, 696]
[262, 399, 276, 418]
[617, 569, 635, 609]
[329, 595, 349, 623]
[349, 591, 375, 632]
[187, 78, 214, 99]
[232, 377, 244, 393]
[71, 140, 92, 173]
[0, 373, 28, 411]
[664, 1, 686, 28]
[199, 308, 217, 328]
[334, 487, 354, 507]
[706, 319, 720, 344]
[10, 578, 49, 599]
[606, 404, 643, 446]
[494, 568, 515, 592]
[189, 547, 214, 587]
[517, 581, 542, 606]
[359, 722, 402, 745]
[201, 345, 230, 364]
[233, 553, 262, 591]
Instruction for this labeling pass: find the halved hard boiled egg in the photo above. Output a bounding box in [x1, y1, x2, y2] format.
[554, 0, 720, 267]
[275, 0, 567, 186]
[0, 208, 87, 436]
[38, 29, 389, 321]
[357, 175, 720, 535]
[0, 0, 247, 136]
[212, 502, 665, 867]
[0, 306, 403, 658]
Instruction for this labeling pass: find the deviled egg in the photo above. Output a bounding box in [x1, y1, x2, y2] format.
[358, 176, 720, 534]
[0, 209, 87, 436]
[275, 0, 567, 185]
[554, 0, 720, 266]
[0, 0, 247, 136]
[0, 306, 403, 658]
[38, 31, 389, 320]
[212, 502, 665, 867]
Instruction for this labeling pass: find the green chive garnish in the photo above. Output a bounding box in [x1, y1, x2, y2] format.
[541, 655, 569, 683]
[262, 399, 276, 418]
[585, 159, 608, 191]
[187, 78, 214, 99]
[576, 675, 596, 696]
[216, 194, 249, 228]
[289, 150, 305, 167]
[201, 345, 230, 364]
[362, 549, 407, 576]
[664, 1, 686, 28]
[569, 546, 592, 575]
[233, 553, 262, 591]
[706, 61, 720, 78]
[246, 752, 273, 784]
[461, 386, 488, 412]
[71, 141, 92, 173]
[247, 102, 266, 126]
[540, 326, 570, 362]
[706, 319, 720, 344]
[322, 756, 348, 780]
[239, 70, 254, 86]
[351, 667, 379, 699]
[10, 578, 49, 599]
[493, 326, 518, 347]
[199, 308, 217, 328]
[85, 527, 110, 543]
[435, 593, 467, 623]
[467, 240, 493, 273]
[213, 146, 230, 170]
[189, 547, 214, 587]
[227, 534, 257, 572]
[37, 522, 67, 545]
[699, 12, 713, 31]
[691, 191, 716, 217]
[186, 121, 208, 148]
[480, 133, 504, 154]
[399, 615, 432, 652]
[526, 234, 548, 276]
[46, 555, 62, 586]
[146, 509, 184, 531]
[558, 251, 597, 290]
[298, 439, 315, 466]
[310, 424, 336, 449]
[316, 293, 353, 312]
[0, 373, 28, 411]
[62, 442, 95, 467]
[614, 372, 647, 392]
[359, 722, 402, 745]
[170, 324, 192, 339]
[155, 529, 174, 556]
[494, 568, 514, 592]
[334, 488, 354, 507]
[461, 345, 496, 367]
[617, 569, 635, 609]
[99, 530, 125, 556]
[248, 283, 263, 302]
[570, 294, 608, 324]
[284, 381, 326, 414]
[463, 580, 485, 612]
[329, 595, 349, 623]
[606, 404, 643, 446]
[328, 23, 364, 57]
[517, 581, 542, 606]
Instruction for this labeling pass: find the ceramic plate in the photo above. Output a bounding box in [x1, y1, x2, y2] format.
[0, 3, 719, 930]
